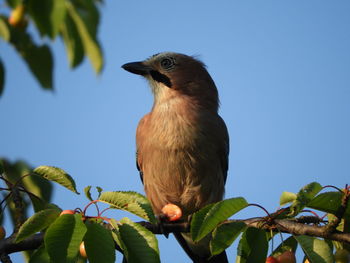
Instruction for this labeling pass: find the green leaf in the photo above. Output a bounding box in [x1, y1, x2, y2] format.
[295, 235, 334, 263]
[191, 197, 248, 242]
[0, 57, 4, 97]
[308, 191, 350, 219]
[28, 0, 66, 38]
[60, 12, 84, 68]
[5, 0, 21, 8]
[236, 228, 268, 263]
[280, 192, 297, 206]
[29, 245, 50, 263]
[289, 182, 322, 216]
[210, 221, 246, 256]
[0, 159, 4, 174]
[23, 173, 53, 204]
[0, 17, 10, 41]
[96, 186, 103, 198]
[271, 236, 298, 257]
[33, 166, 79, 194]
[118, 217, 160, 263]
[190, 203, 214, 242]
[98, 191, 156, 223]
[16, 209, 60, 243]
[6, 15, 54, 90]
[84, 221, 115, 263]
[109, 219, 127, 251]
[66, 2, 103, 73]
[84, 186, 93, 201]
[45, 214, 87, 263]
[22, 44, 53, 90]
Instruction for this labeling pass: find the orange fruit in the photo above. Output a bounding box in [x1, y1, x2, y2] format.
[8, 5, 26, 27]
[277, 251, 296, 263]
[266, 256, 279, 263]
[60, 210, 75, 216]
[161, 203, 182, 221]
[0, 226, 6, 240]
[79, 242, 87, 259]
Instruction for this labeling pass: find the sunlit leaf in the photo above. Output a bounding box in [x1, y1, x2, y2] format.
[0, 17, 10, 41]
[308, 191, 350, 219]
[280, 191, 297, 206]
[118, 217, 160, 263]
[295, 235, 334, 263]
[191, 197, 248, 242]
[210, 221, 246, 256]
[84, 186, 93, 201]
[33, 166, 79, 194]
[289, 182, 322, 216]
[60, 12, 84, 68]
[99, 191, 156, 223]
[45, 214, 87, 263]
[16, 209, 60, 243]
[28, 0, 66, 38]
[84, 221, 115, 263]
[66, 2, 103, 73]
[109, 219, 127, 252]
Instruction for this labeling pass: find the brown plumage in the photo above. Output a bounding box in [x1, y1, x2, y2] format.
[122, 52, 229, 263]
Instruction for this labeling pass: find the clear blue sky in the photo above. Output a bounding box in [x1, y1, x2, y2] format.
[1, 1, 350, 262]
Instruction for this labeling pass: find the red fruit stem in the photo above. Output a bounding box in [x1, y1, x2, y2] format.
[98, 207, 111, 217]
[248, 203, 271, 217]
[83, 200, 99, 215]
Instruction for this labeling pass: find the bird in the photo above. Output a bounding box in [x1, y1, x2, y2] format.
[122, 52, 229, 263]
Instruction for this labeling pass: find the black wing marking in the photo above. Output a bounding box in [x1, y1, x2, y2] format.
[136, 150, 144, 184]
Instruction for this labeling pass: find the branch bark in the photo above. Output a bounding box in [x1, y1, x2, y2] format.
[0, 217, 349, 257]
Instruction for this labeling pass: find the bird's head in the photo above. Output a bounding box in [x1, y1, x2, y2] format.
[122, 52, 219, 111]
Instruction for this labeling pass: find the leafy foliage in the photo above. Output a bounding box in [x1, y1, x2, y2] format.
[117, 217, 160, 263]
[84, 221, 116, 263]
[191, 197, 248, 242]
[99, 191, 156, 223]
[0, 160, 349, 262]
[15, 208, 60, 243]
[236, 227, 268, 263]
[295, 235, 334, 263]
[0, 0, 104, 95]
[33, 165, 79, 194]
[44, 214, 87, 263]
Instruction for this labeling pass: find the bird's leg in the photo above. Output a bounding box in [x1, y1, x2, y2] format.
[156, 213, 170, 238]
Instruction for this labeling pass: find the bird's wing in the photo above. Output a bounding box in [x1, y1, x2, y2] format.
[136, 114, 151, 185]
[218, 115, 230, 185]
[136, 150, 144, 184]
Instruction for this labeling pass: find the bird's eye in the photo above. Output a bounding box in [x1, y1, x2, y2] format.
[160, 57, 175, 70]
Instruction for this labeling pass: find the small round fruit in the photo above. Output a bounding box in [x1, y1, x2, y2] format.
[79, 242, 87, 259]
[266, 256, 279, 263]
[335, 249, 350, 263]
[161, 203, 182, 221]
[60, 210, 75, 216]
[277, 251, 296, 263]
[8, 5, 26, 27]
[0, 226, 6, 240]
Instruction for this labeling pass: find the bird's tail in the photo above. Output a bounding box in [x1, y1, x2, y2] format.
[173, 232, 228, 263]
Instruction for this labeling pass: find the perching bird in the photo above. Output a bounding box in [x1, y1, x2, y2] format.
[122, 52, 229, 263]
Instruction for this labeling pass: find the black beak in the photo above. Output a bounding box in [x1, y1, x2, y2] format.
[121, 62, 151, 76]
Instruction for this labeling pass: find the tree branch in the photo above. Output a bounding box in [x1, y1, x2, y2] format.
[1, 217, 349, 256]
